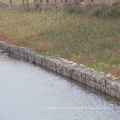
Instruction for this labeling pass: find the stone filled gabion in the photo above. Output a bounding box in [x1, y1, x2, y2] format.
[0, 41, 120, 100]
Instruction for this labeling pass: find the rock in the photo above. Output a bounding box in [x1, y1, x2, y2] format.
[80, 1, 86, 5]
[0, 50, 4, 53]
[106, 73, 116, 81]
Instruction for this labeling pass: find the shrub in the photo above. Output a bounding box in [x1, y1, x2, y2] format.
[65, 4, 76, 14]
[93, 7, 106, 17]
[107, 2, 120, 18]
[35, 3, 41, 9]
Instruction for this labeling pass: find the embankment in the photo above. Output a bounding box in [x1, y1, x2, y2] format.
[0, 41, 120, 100]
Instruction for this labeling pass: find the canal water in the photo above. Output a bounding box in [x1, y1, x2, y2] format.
[0, 52, 120, 120]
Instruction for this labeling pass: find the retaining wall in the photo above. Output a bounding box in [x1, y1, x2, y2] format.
[0, 41, 120, 100]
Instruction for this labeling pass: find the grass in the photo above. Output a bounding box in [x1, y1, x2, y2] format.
[0, 1, 120, 78]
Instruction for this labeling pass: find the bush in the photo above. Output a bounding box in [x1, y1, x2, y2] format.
[65, 5, 76, 14]
[93, 6, 108, 17]
[107, 2, 120, 18]
[35, 3, 41, 9]
[65, 4, 88, 14]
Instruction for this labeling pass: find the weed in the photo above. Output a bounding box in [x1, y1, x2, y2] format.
[0, 1, 120, 77]
[45, 51, 51, 56]
[35, 2, 42, 9]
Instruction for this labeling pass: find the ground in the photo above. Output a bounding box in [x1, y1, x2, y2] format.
[0, 0, 120, 78]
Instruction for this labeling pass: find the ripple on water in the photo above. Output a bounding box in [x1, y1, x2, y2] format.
[0, 53, 120, 120]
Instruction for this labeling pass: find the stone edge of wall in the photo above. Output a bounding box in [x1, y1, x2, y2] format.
[0, 41, 120, 100]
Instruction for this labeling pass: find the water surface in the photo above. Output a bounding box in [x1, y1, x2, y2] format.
[0, 53, 120, 120]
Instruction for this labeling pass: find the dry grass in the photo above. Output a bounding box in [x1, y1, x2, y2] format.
[0, 1, 120, 78]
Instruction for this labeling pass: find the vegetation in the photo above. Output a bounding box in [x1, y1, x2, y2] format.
[0, 1, 120, 78]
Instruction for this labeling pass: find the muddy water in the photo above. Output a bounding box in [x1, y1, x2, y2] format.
[0, 53, 120, 120]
